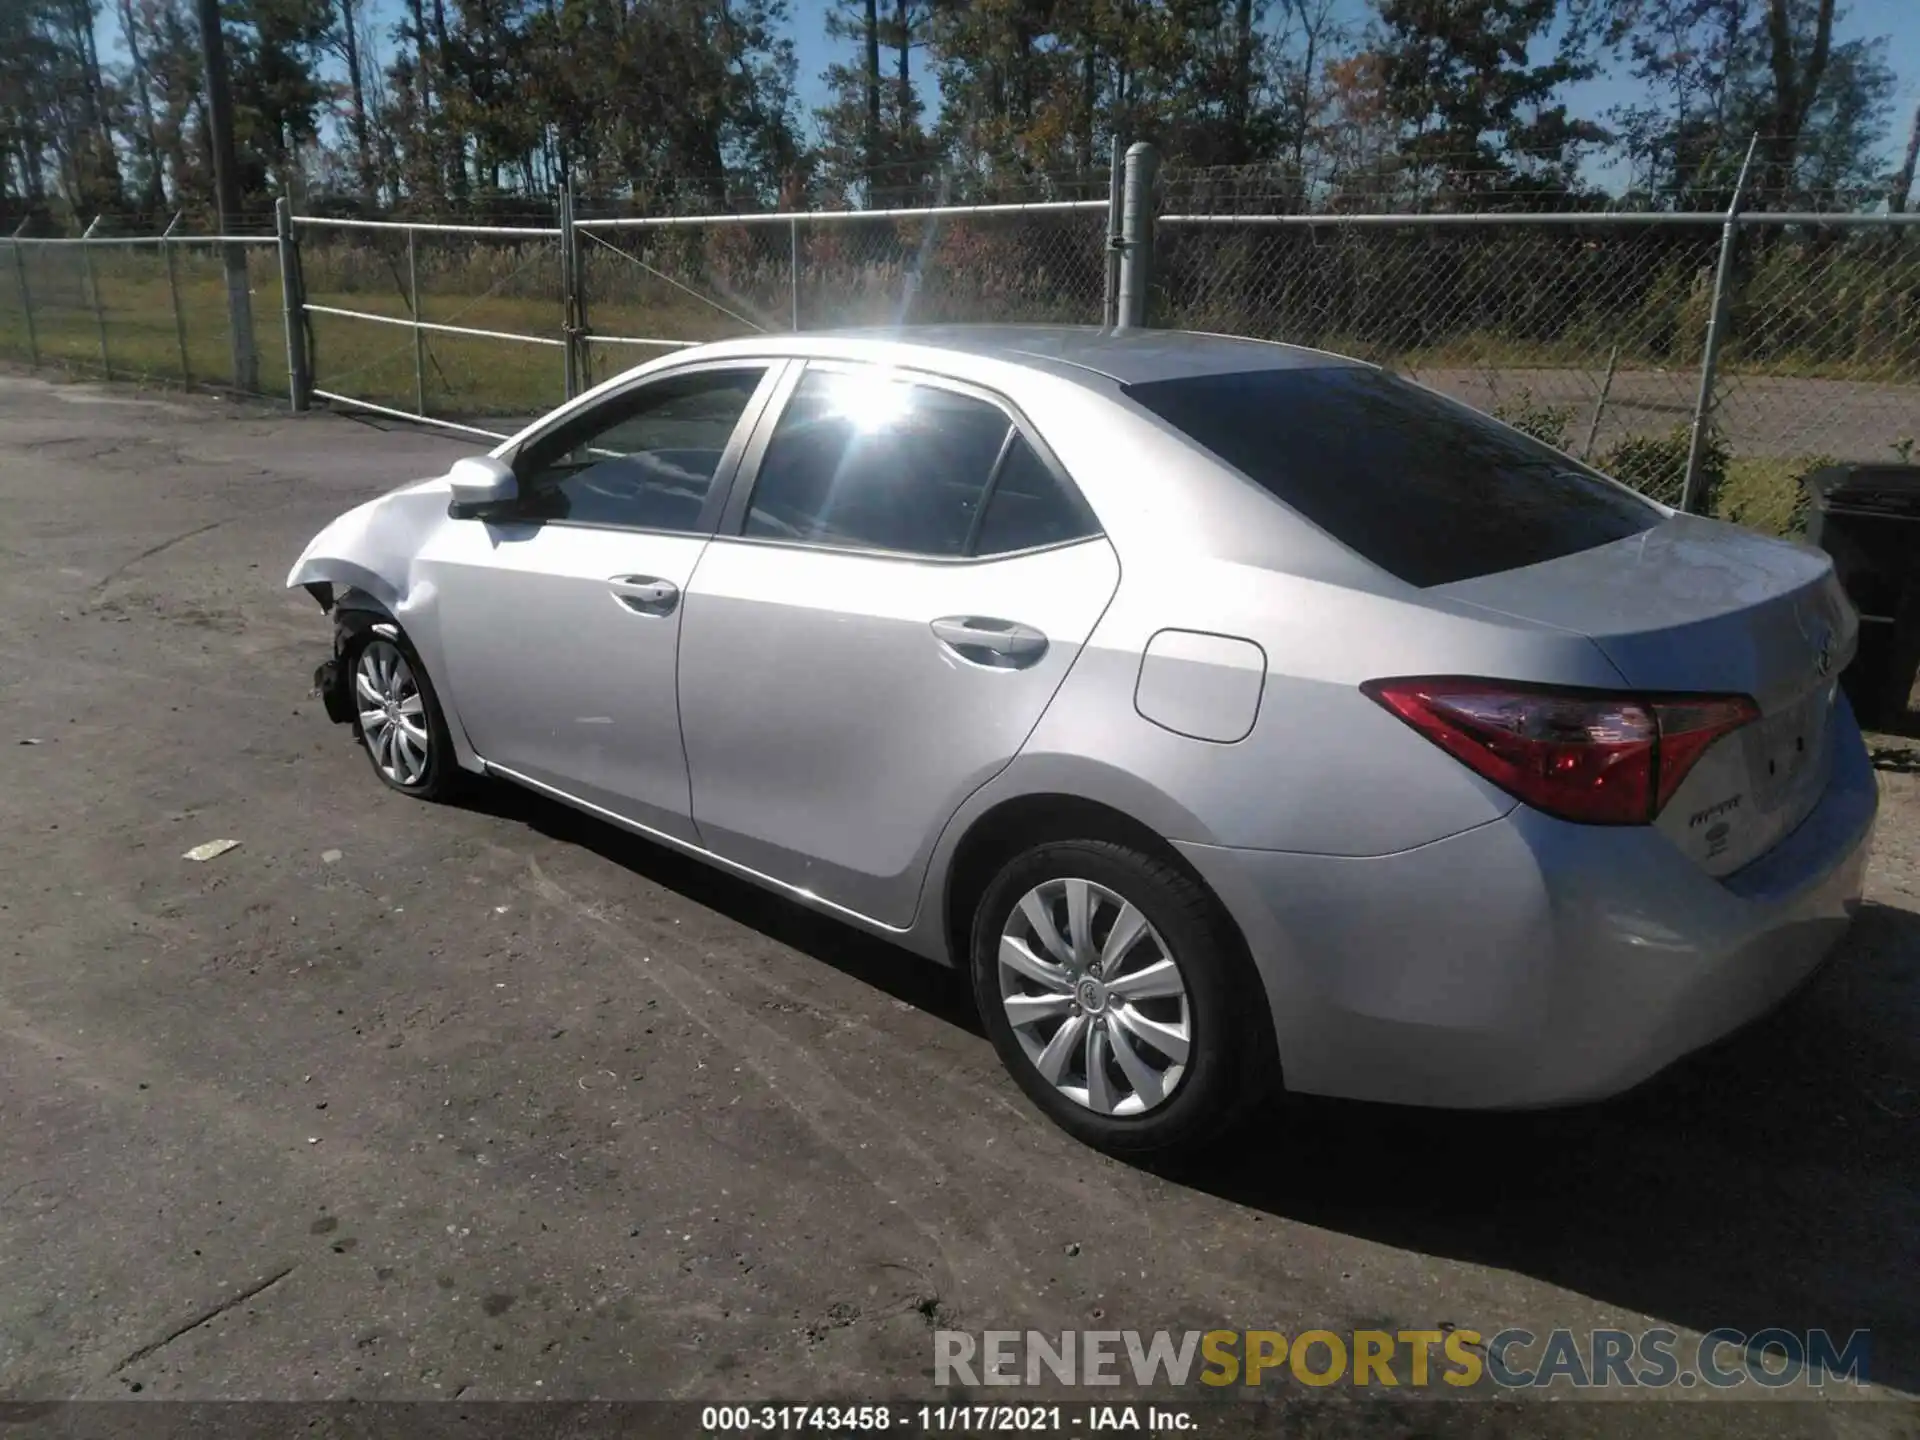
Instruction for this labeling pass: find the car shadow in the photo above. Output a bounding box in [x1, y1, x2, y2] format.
[1172, 897, 1920, 1396]
[459, 780, 1918, 1395]
[455, 780, 985, 1037]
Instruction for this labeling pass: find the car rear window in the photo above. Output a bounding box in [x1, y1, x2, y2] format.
[1123, 366, 1662, 588]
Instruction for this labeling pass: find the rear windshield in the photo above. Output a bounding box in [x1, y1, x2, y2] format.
[1123, 366, 1662, 588]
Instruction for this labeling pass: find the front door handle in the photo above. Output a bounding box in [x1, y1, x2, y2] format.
[931, 616, 1049, 666]
[608, 574, 680, 614]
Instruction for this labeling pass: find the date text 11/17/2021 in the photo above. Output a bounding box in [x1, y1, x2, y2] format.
[699, 1405, 1193, 1431]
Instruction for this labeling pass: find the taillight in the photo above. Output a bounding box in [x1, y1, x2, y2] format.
[1362, 677, 1758, 826]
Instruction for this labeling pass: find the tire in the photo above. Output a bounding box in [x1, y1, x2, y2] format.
[970, 839, 1275, 1157]
[344, 627, 463, 801]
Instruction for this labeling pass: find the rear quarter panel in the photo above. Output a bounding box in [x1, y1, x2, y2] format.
[1020, 554, 1634, 857]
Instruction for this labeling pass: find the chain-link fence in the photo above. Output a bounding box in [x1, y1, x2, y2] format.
[3, 176, 1915, 535]
[1157, 170, 1920, 517]
[294, 214, 569, 439]
[0, 220, 286, 395]
[571, 200, 1112, 390]
[1710, 217, 1920, 526]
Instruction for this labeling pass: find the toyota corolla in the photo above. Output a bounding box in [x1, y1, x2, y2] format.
[289, 326, 1877, 1155]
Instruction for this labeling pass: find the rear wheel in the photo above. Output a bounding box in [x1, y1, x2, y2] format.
[970, 839, 1273, 1156]
[348, 631, 462, 800]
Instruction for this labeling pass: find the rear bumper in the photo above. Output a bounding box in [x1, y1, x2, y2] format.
[1177, 698, 1878, 1109]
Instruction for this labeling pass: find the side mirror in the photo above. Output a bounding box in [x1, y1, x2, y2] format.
[447, 455, 518, 518]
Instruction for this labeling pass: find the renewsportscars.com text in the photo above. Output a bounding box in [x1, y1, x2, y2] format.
[934, 1327, 1872, 1391]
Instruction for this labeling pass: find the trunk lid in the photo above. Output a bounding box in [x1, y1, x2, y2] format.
[1434, 515, 1857, 875]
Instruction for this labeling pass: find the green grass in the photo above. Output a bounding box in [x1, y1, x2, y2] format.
[0, 247, 1891, 545]
[1715, 455, 1833, 536]
[0, 244, 782, 419]
[1, 251, 293, 397]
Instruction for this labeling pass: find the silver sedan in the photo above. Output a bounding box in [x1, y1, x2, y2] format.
[290, 326, 1877, 1155]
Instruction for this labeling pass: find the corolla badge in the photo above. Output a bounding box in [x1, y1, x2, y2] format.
[1797, 601, 1837, 682]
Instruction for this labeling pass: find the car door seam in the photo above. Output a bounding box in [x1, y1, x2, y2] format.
[902, 535, 1129, 934]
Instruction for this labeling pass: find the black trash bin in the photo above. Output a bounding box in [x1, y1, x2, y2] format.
[1802, 463, 1920, 729]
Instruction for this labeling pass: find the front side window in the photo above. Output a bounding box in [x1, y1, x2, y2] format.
[511, 367, 767, 531]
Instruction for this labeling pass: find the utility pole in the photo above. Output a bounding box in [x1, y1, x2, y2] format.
[195, 0, 258, 392]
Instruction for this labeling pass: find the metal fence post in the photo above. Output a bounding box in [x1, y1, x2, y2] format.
[162, 213, 191, 386]
[276, 197, 310, 411]
[560, 185, 579, 400]
[790, 216, 801, 332]
[572, 195, 593, 393]
[1681, 136, 1759, 515]
[9, 221, 38, 368]
[408, 226, 427, 417]
[80, 215, 112, 377]
[1116, 143, 1159, 331]
[1104, 135, 1124, 329]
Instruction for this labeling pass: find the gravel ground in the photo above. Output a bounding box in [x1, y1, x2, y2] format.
[0, 370, 1916, 1437]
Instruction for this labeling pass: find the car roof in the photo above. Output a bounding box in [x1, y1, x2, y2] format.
[689, 325, 1364, 389]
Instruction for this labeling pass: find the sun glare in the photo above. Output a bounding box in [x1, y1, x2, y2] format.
[821, 371, 914, 433]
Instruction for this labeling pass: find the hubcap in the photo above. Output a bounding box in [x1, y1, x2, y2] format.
[355, 639, 431, 787]
[997, 877, 1192, 1117]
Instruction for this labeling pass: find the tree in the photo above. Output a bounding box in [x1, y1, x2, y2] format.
[0, 3, 63, 206]
[116, 0, 170, 209]
[1892, 101, 1919, 213]
[143, 0, 212, 207]
[815, 0, 886, 197]
[224, 0, 333, 199]
[1788, 30, 1894, 201]
[1605, 0, 1755, 202]
[326, 0, 375, 199]
[1273, 0, 1347, 179]
[817, 0, 938, 201]
[1318, 48, 1400, 203]
[1373, 0, 1604, 199]
[1757, 0, 1831, 201]
[1605, 0, 1896, 207]
[925, 0, 1226, 187]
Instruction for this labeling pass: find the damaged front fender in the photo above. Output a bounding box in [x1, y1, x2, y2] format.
[285, 477, 455, 615]
[289, 472, 485, 773]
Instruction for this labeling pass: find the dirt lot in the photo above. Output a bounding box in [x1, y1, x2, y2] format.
[0, 371, 1917, 1436]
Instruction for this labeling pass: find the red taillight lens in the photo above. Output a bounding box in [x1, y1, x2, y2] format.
[1647, 694, 1763, 813]
[1362, 678, 1758, 826]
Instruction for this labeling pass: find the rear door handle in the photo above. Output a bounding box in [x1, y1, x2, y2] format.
[931, 616, 1049, 666]
[608, 574, 680, 614]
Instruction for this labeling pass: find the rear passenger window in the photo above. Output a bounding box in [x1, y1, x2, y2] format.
[744, 369, 1043, 557]
[973, 435, 1099, 555]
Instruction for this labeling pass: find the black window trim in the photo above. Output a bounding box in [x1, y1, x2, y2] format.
[486, 358, 792, 537]
[714, 358, 1105, 564]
